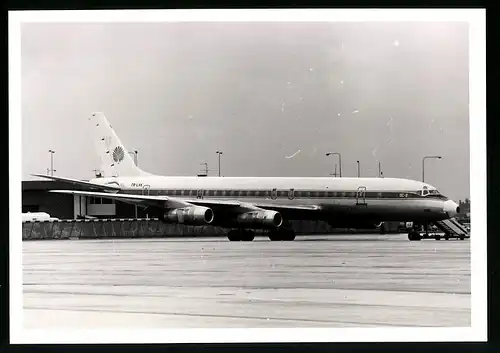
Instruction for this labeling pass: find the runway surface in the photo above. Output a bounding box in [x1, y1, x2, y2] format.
[23, 234, 471, 328]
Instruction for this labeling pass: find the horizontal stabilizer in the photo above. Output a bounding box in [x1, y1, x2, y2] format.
[31, 174, 121, 192]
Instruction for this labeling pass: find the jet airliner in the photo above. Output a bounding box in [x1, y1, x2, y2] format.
[34, 112, 462, 242]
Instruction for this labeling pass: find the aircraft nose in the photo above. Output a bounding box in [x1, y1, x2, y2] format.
[443, 200, 460, 217]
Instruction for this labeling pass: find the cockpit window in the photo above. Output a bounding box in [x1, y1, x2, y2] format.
[420, 188, 447, 199]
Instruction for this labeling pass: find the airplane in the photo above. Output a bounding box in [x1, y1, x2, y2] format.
[22, 212, 60, 222]
[32, 112, 462, 242]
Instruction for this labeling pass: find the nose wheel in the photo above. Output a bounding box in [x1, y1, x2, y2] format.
[408, 231, 422, 241]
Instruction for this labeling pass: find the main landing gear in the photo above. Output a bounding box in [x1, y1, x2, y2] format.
[268, 228, 296, 241]
[226, 228, 297, 241]
[227, 229, 255, 241]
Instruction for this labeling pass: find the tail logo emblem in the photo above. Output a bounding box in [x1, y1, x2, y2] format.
[112, 146, 125, 163]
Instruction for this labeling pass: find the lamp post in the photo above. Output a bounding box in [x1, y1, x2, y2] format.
[357, 160, 360, 177]
[422, 156, 442, 182]
[199, 162, 209, 176]
[216, 151, 223, 177]
[325, 152, 342, 177]
[378, 161, 382, 178]
[48, 149, 55, 176]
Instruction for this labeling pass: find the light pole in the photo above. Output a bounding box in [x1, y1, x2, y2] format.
[199, 162, 209, 176]
[422, 156, 442, 182]
[357, 160, 360, 177]
[325, 152, 342, 177]
[48, 149, 55, 176]
[378, 161, 382, 178]
[216, 151, 223, 177]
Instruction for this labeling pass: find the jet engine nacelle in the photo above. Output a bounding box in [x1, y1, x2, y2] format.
[164, 206, 214, 225]
[236, 210, 283, 229]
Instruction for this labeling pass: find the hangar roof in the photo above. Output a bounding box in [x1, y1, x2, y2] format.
[22, 180, 86, 191]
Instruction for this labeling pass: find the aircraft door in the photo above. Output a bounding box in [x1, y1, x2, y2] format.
[197, 189, 204, 200]
[356, 186, 367, 206]
[142, 185, 150, 196]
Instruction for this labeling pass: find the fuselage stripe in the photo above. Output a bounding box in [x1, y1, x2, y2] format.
[118, 188, 448, 201]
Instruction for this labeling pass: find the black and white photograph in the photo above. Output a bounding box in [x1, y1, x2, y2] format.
[9, 9, 486, 344]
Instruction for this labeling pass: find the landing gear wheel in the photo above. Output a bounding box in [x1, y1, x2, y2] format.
[444, 235, 450, 241]
[459, 235, 465, 241]
[241, 230, 255, 242]
[268, 228, 296, 241]
[434, 234, 441, 240]
[408, 231, 421, 241]
[227, 230, 240, 241]
[227, 229, 255, 241]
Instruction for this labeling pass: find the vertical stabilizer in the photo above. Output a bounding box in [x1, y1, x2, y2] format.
[89, 112, 151, 177]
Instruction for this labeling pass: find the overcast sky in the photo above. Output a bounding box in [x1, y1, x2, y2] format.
[21, 21, 470, 201]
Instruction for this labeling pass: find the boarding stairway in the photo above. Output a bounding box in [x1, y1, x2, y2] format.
[431, 218, 470, 240]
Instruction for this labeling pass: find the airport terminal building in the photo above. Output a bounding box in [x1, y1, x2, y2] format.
[22, 180, 144, 219]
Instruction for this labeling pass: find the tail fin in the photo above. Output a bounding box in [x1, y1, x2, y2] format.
[89, 112, 151, 177]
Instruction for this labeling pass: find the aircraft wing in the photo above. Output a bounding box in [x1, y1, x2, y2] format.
[49, 190, 191, 209]
[191, 200, 320, 213]
[32, 174, 121, 192]
[50, 190, 321, 217]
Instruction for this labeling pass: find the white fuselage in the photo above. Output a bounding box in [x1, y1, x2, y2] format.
[89, 175, 458, 222]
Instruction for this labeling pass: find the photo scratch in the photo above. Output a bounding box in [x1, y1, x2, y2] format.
[285, 150, 301, 159]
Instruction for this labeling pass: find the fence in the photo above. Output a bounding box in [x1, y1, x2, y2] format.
[22, 218, 399, 241]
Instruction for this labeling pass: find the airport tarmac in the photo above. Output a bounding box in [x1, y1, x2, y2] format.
[23, 234, 471, 329]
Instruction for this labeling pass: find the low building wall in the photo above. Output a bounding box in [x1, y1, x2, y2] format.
[21, 219, 401, 241]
